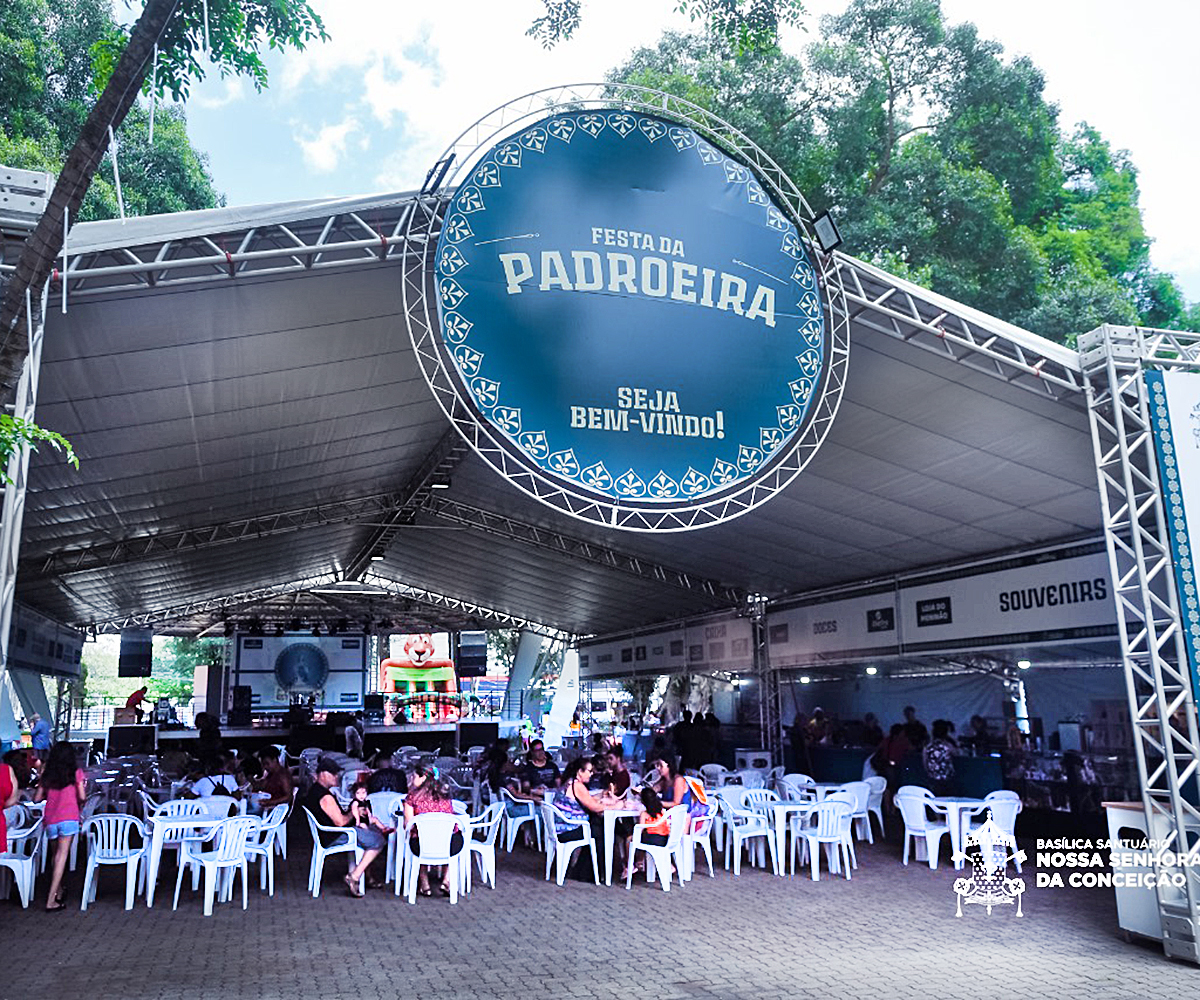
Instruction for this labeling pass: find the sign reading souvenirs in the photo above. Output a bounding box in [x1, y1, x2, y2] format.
[425, 96, 840, 529]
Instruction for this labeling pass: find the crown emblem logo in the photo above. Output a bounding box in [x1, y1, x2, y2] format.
[952, 811, 1027, 917]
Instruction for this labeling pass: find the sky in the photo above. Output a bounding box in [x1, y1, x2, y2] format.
[177, 0, 1200, 300]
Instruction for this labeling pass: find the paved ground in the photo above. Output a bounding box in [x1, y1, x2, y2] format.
[1, 819, 1196, 1000]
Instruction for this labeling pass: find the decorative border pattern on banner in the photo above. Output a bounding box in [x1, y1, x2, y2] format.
[1145, 369, 1200, 693]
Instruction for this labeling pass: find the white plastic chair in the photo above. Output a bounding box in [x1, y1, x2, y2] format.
[244, 803, 289, 894]
[865, 776, 887, 838]
[276, 786, 299, 860]
[716, 797, 773, 875]
[699, 764, 730, 789]
[833, 781, 872, 843]
[80, 814, 147, 911]
[710, 784, 748, 845]
[896, 784, 935, 801]
[400, 812, 467, 904]
[896, 792, 949, 869]
[303, 807, 361, 897]
[367, 791, 405, 884]
[765, 766, 786, 791]
[681, 801, 718, 880]
[501, 787, 540, 851]
[779, 774, 817, 801]
[538, 802, 599, 886]
[735, 769, 766, 789]
[0, 818, 42, 908]
[743, 788, 781, 814]
[626, 805, 688, 892]
[795, 800, 853, 881]
[467, 801, 505, 889]
[174, 815, 261, 916]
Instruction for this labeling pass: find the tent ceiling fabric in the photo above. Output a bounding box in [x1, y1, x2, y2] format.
[15, 193, 1101, 641]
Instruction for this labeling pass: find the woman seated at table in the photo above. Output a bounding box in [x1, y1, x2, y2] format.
[649, 757, 707, 829]
[404, 766, 464, 897]
[552, 757, 625, 882]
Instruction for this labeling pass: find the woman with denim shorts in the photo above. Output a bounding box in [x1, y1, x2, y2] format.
[34, 742, 87, 911]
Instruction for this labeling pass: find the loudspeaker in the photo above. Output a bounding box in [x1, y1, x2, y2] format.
[229, 685, 252, 726]
[118, 628, 153, 677]
[107, 724, 157, 755]
[458, 721, 498, 749]
[455, 630, 488, 677]
[364, 693, 385, 723]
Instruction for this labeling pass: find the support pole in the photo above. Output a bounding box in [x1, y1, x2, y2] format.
[0, 286, 47, 745]
[750, 594, 781, 767]
[1081, 324, 1200, 963]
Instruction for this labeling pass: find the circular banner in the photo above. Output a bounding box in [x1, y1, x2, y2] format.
[417, 94, 845, 529]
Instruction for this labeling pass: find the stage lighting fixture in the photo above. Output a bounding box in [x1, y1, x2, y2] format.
[812, 210, 843, 252]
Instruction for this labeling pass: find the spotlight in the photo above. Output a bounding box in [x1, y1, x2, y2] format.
[1017, 659, 1031, 670]
[430, 474, 452, 490]
[369, 553, 385, 562]
[800, 676, 811, 685]
[866, 666, 878, 676]
[812, 210, 843, 252]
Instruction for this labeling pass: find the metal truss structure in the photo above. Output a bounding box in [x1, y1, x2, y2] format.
[0, 284, 47, 730]
[415, 494, 745, 606]
[403, 83, 853, 533]
[749, 594, 783, 765]
[342, 429, 469, 581]
[1081, 324, 1200, 963]
[0, 198, 425, 300]
[357, 572, 571, 641]
[835, 256, 1086, 404]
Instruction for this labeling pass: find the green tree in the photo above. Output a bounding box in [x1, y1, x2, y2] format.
[530, 0, 805, 51]
[609, 0, 1198, 342]
[0, 0, 326, 429]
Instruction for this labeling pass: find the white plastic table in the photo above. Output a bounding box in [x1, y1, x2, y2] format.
[602, 806, 643, 885]
[930, 796, 986, 869]
[769, 801, 819, 876]
[144, 807, 226, 907]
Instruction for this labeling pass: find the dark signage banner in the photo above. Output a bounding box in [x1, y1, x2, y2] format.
[432, 108, 830, 520]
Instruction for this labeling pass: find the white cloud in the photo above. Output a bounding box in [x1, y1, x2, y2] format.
[193, 76, 246, 110]
[295, 117, 361, 173]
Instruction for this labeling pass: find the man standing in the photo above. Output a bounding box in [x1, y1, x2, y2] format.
[304, 756, 384, 896]
[29, 713, 51, 759]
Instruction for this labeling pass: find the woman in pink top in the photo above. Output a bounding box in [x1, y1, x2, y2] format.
[33, 743, 86, 911]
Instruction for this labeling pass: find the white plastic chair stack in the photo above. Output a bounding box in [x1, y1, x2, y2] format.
[896, 792, 949, 869]
[81, 814, 146, 911]
[699, 764, 730, 789]
[400, 812, 468, 904]
[174, 815, 261, 916]
[303, 808, 361, 897]
[538, 802, 599, 886]
[0, 817, 42, 908]
[626, 804, 688, 892]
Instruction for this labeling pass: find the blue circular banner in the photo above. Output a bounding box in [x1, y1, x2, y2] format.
[434, 109, 826, 506]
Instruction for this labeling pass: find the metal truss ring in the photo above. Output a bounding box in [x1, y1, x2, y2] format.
[402, 83, 850, 533]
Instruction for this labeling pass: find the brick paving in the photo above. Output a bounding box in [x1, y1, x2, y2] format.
[2, 822, 1197, 1000]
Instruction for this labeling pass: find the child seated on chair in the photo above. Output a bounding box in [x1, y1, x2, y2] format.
[349, 781, 393, 887]
[623, 786, 673, 879]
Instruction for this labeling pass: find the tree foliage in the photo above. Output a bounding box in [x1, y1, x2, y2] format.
[609, 0, 1197, 342]
[529, 0, 805, 51]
